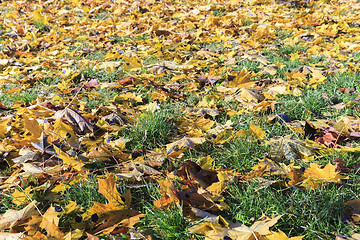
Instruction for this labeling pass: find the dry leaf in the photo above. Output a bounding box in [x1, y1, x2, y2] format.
[54, 108, 93, 132]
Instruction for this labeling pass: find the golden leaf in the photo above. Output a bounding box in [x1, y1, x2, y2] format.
[33, 10, 48, 25]
[266, 230, 304, 240]
[52, 120, 77, 143]
[53, 145, 84, 171]
[12, 187, 33, 206]
[82, 175, 128, 219]
[24, 117, 42, 141]
[249, 122, 266, 140]
[302, 162, 346, 189]
[39, 206, 64, 239]
[0, 202, 38, 230]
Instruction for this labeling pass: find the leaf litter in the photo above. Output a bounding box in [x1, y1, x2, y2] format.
[1, 0, 360, 239]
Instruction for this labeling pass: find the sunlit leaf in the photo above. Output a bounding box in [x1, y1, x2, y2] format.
[12, 187, 33, 206]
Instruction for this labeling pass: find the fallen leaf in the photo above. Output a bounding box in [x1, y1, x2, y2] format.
[54, 108, 93, 133]
[266, 230, 304, 240]
[0, 201, 38, 231]
[39, 206, 64, 239]
[12, 187, 33, 206]
[302, 162, 346, 189]
[166, 137, 206, 156]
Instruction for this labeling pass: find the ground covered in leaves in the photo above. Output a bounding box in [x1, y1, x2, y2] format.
[2, 0, 360, 239]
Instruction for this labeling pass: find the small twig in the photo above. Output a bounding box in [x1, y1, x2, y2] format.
[67, 81, 87, 108]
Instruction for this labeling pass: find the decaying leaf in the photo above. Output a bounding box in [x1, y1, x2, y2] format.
[267, 137, 330, 162]
[166, 137, 206, 156]
[54, 108, 93, 133]
[154, 178, 180, 209]
[0, 201, 38, 231]
[115, 160, 161, 180]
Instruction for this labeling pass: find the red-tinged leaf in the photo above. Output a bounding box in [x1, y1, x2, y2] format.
[154, 178, 180, 209]
[118, 76, 136, 85]
[315, 132, 338, 147]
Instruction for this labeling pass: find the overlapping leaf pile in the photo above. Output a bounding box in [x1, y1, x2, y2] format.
[1, 0, 360, 239]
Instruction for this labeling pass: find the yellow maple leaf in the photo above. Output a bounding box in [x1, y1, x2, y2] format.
[290, 53, 299, 61]
[0, 201, 38, 231]
[40, 206, 64, 239]
[166, 137, 206, 156]
[113, 92, 143, 103]
[104, 51, 122, 61]
[304, 162, 344, 181]
[302, 162, 346, 189]
[197, 156, 215, 170]
[57, 79, 72, 92]
[206, 171, 229, 194]
[51, 119, 77, 143]
[154, 178, 180, 209]
[63, 229, 84, 240]
[266, 230, 304, 240]
[98, 175, 128, 207]
[122, 56, 143, 70]
[33, 9, 48, 25]
[81, 176, 143, 235]
[249, 122, 266, 140]
[12, 186, 33, 206]
[53, 145, 84, 171]
[82, 175, 128, 219]
[0, 117, 10, 139]
[64, 201, 78, 214]
[24, 117, 42, 141]
[228, 68, 256, 88]
[51, 182, 67, 193]
[189, 215, 282, 240]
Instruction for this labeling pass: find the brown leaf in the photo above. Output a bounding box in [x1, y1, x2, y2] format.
[91, 209, 143, 235]
[166, 137, 206, 156]
[0, 201, 38, 231]
[84, 79, 99, 88]
[176, 161, 219, 189]
[54, 107, 93, 132]
[154, 178, 180, 209]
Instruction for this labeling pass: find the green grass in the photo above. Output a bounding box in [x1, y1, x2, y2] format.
[192, 135, 268, 172]
[79, 66, 123, 83]
[278, 44, 308, 56]
[62, 176, 107, 210]
[117, 109, 177, 150]
[82, 50, 108, 61]
[213, 9, 226, 17]
[274, 71, 360, 120]
[0, 190, 14, 214]
[34, 21, 50, 33]
[108, 34, 151, 43]
[0, 83, 56, 106]
[226, 179, 358, 239]
[275, 29, 294, 40]
[139, 204, 203, 240]
[82, 88, 118, 108]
